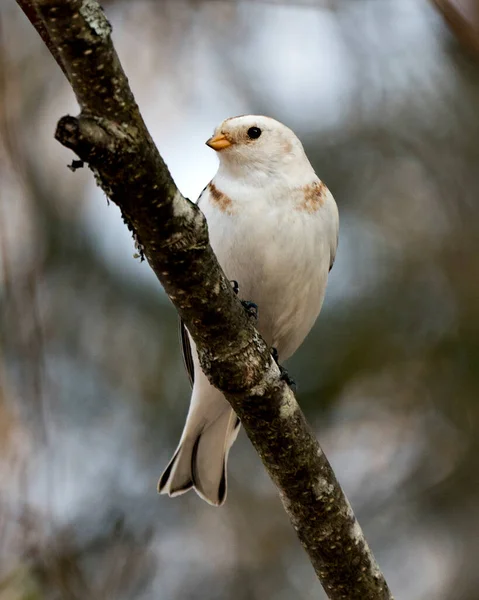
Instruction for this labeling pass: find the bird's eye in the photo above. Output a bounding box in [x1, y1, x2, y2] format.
[247, 127, 262, 139]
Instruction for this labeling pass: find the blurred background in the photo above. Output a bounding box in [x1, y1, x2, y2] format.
[1, 0, 479, 598]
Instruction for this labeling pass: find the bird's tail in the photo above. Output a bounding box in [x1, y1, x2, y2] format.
[158, 407, 240, 507]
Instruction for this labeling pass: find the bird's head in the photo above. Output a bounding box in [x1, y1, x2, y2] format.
[206, 115, 311, 181]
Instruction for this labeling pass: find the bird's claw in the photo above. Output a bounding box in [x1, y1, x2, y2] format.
[271, 347, 297, 391]
[67, 159, 84, 172]
[231, 281, 258, 320]
[241, 300, 258, 321]
[279, 367, 297, 392]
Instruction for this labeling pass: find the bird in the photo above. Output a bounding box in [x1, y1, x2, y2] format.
[158, 115, 339, 506]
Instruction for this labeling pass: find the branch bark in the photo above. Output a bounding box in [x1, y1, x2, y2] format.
[16, 1, 394, 598]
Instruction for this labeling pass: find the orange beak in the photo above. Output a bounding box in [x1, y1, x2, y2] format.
[206, 133, 232, 151]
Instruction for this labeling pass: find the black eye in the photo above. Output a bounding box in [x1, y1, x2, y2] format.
[247, 126, 262, 139]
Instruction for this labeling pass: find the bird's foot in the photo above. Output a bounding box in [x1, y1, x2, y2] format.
[271, 347, 297, 391]
[241, 300, 259, 321]
[230, 280, 258, 321]
[280, 368, 297, 392]
[67, 159, 84, 172]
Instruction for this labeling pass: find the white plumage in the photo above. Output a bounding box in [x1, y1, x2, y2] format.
[158, 115, 339, 506]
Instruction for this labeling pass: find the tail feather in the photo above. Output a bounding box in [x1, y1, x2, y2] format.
[192, 409, 239, 506]
[158, 408, 240, 506]
[158, 441, 194, 497]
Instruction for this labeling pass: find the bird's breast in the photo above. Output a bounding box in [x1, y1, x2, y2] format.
[200, 183, 336, 359]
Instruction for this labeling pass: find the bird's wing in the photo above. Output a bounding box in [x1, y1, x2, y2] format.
[180, 320, 194, 387]
[178, 183, 210, 387]
[329, 237, 338, 271]
[195, 183, 208, 208]
[327, 189, 340, 272]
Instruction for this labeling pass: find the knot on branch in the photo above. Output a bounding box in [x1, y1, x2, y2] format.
[55, 114, 131, 163]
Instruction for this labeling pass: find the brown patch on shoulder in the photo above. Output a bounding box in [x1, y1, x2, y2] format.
[297, 181, 328, 213]
[208, 182, 235, 215]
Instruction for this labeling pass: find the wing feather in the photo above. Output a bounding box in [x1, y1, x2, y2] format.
[179, 320, 194, 387]
[178, 183, 210, 387]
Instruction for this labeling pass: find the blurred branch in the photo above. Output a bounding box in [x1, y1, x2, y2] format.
[15, 1, 392, 598]
[15, 0, 69, 79]
[432, 0, 479, 57]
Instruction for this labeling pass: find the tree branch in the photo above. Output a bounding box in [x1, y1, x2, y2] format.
[15, 1, 393, 598]
[16, 0, 70, 80]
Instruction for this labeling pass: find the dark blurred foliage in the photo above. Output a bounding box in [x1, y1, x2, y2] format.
[1, 0, 479, 598]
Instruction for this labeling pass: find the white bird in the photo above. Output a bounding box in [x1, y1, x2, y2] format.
[158, 115, 339, 506]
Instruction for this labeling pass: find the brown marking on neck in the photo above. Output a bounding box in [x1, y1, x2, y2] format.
[298, 181, 327, 213]
[208, 182, 235, 215]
